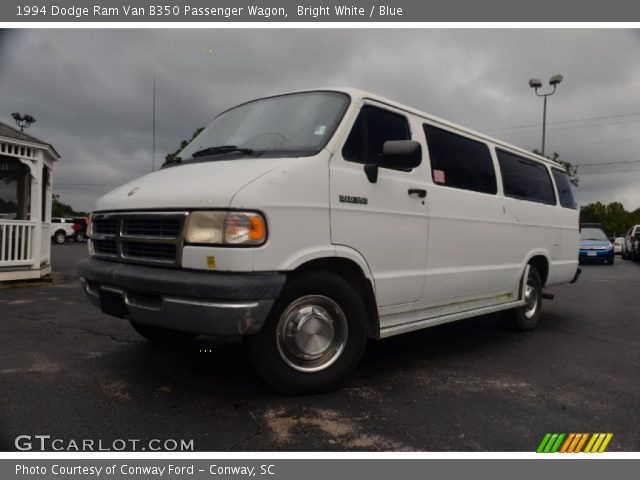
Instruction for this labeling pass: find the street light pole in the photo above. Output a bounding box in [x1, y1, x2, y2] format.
[542, 94, 547, 155]
[529, 74, 563, 157]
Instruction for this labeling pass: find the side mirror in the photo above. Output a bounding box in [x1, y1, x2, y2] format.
[381, 140, 422, 170]
[363, 140, 422, 184]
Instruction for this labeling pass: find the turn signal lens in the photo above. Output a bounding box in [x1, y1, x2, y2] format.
[224, 212, 267, 245]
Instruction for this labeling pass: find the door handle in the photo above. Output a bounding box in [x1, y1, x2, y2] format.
[408, 188, 427, 198]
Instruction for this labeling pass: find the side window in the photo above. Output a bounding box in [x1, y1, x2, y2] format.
[496, 149, 556, 205]
[551, 168, 577, 209]
[423, 124, 497, 194]
[342, 105, 411, 164]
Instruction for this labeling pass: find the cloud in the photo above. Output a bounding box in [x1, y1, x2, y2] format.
[1, 29, 639, 211]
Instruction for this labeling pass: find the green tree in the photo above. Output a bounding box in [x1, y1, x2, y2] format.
[165, 127, 204, 163]
[533, 150, 579, 187]
[52, 194, 86, 218]
[580, 201, 638, 237]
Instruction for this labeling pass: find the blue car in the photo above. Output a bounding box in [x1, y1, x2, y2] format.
[579, 226, 614, 265]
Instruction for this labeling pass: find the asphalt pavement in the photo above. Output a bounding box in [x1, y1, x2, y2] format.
[0, 243, 638, 451]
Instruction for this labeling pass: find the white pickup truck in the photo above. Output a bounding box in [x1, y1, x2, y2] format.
[51, 217, 76, 244]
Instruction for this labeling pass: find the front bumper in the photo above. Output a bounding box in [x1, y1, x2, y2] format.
[579, 249, 614, 261]
[77, 258, 285, 336]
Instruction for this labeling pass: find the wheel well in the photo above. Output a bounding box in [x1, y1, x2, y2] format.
[528, 255, 549, 286]
[292, 258, 379, 339]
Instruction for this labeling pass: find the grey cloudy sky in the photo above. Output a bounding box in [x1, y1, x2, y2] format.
[1, 29, 639, 212]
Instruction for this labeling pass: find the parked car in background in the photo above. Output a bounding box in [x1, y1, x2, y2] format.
[579, 225, 614, 265]
[72, 217, 88, 242]
[623, 225, 640, 261]
[613, 237, 625, 255]
[51, 217, 76, 244]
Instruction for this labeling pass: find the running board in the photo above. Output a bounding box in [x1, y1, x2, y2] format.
[379, 299, 525, 339]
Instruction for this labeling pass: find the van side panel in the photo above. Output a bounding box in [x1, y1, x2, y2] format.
[420, 184, 512, 306]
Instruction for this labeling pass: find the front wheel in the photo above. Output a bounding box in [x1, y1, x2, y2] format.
[503, 266, 543, 332]
[130, 321, 199, 344]
[245, 271, 368, 395]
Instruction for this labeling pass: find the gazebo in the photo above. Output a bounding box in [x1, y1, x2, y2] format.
[0, 121, 59, 281]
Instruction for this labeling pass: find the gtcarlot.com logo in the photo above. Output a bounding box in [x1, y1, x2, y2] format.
[536, 433, 613, 453]
[14, 435, 194, 451]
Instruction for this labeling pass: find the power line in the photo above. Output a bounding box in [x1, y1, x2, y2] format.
[580, 168, 640, 175]
[553, 137, 640, 148]
[491, 119, 640, 137]
[574, 159, 640, 167]
[481, 112, 640, 133]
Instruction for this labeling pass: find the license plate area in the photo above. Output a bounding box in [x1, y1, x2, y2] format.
[99, 289, 127, 318]
[587, 251, 597, 256]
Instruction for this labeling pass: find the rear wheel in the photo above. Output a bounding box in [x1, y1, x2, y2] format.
[245, 271, 368, 395]
[503, 266, 543, 332]
[130, 321, 198, 344]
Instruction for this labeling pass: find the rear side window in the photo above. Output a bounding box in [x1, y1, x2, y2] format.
[496, 150, 556, 205]
[342, 105, 411, 164]
[551, 168, 577, 209]
[423, 124, 497, 195]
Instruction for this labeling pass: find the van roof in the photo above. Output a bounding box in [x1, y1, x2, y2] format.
[284, 87, 561, 169]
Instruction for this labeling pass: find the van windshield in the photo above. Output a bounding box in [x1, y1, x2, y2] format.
[177, 91, 350, 161]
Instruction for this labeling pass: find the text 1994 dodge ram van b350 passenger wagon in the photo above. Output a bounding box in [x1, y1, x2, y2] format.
[77, 88, 580, 394]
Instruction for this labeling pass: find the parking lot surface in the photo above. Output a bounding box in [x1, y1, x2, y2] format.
[1, 243, 638, 451]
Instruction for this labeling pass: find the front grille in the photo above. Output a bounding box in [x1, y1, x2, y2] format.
[93, 239, 118, 256]
[122, 217, 181, 238]
[90, 212, 188, 266]
[122, 241, 177, 260]
[94, 219, 118, 235]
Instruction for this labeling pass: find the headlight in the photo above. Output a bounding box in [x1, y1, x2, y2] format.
[86, 214, 94, 237]
[185, 211, 267, 246]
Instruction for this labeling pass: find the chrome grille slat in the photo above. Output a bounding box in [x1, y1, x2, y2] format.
[91, 212, 188, 267]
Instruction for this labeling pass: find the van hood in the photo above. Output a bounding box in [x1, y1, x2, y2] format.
[93, 158, 287, 212]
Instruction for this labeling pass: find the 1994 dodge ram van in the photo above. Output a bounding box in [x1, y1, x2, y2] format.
[77, 88, 580, 394]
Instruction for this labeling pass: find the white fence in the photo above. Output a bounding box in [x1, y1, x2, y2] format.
[0, 221, 36, 267]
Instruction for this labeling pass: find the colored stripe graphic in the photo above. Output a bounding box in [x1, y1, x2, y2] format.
[537, 433, 613, 453]
[584, 433, 614, 453]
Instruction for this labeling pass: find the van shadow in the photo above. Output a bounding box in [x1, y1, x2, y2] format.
[95, 311, 523, 400]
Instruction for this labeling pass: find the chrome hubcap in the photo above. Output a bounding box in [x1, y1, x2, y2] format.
[276, 295, 348, 373]
[524, 280, 539, 319]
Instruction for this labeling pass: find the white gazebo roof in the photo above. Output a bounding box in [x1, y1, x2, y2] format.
[0, 121, 60, 161]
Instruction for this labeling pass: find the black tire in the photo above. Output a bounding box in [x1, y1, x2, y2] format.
[130, 321, 198, 344]
[606, 258, 614, 265]
[245, 271, 368, 395]
[53, 230, 66, 244]
[502, 266, 543, 332]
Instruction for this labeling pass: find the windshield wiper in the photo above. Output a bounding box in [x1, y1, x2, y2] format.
[191, 145, 254, 158]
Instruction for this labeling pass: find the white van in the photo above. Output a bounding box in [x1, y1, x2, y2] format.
[78, 88, 580, 394]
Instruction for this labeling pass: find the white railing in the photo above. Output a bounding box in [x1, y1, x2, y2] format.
[0, 221, 36, 267]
